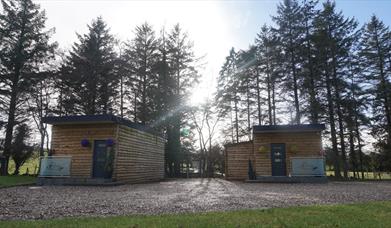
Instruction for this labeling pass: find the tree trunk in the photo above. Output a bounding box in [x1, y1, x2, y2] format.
[336, 104, 348, 178]
[325, 69, 341, 178]
[39, 131, 45, 157]
[292, 64, 300, 124]
[348, 127, 358, 178]
[354, 115, 365, 179]
[141, 72, 147, 124]
[2, 76, 19, 176]
[230, 109, 234, 143]
[290, 43, 300, 124]
[246, 80, 251, 140]
[58, 87, 64, 116]
[39, 85, 45, 157]
[256, 68, 262, 125]
[199, 158, 202, 177]
[267, 73, 273, 125]
[234, 95, 239, 143]
[308, 77, 319, 124]
[172, 116, 181, 177]
[133, 90, 138, 122]
[13, 162, 21, 176]
[272, 81, 276, 125]
[89, 76, 97, 114]
[379, 65, 391, 139]
[305, 17, 319, 124]
[120, 74, 124, 118]
[332, 57, 348, 178]
[374, 29, 391, 140]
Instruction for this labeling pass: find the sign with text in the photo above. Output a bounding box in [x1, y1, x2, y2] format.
[39, 156, 71, 177]
[291, 157, 325, 176]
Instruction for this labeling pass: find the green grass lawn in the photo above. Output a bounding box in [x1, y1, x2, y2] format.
[0, 175, 36, 188]
[1, 201, 391, 228]
[7, 157, 40, 175]
[326, 170, 391, 179]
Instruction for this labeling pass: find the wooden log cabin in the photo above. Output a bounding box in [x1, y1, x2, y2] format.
[225, 124, 327, 183]
[38, 115, 165, 185]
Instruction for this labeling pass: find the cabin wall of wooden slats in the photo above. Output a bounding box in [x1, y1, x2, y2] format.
[51, 123, 117, 177]
[113, 125, 165, 183]
[225, 141, 254, 180]
[253, 132, 322, 176]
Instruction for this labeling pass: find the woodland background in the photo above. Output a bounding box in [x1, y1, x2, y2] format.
[1, 0, 391, 178]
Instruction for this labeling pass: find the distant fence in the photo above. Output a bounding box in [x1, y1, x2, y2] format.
[39, 156, 72, 177]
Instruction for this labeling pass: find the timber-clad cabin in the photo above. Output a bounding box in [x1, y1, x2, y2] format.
[225, 124, 327, 183]
[37, 115, 165, 185]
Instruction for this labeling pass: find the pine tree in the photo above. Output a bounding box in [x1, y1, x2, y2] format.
[58, 17, 118, 115]
[313, 1, 359, 178]
[28, 71, 56, 157]
[236, 47, 257, 140]
[165, 24, 199, 176]
[360, 15, 391, 170]
[123, 22, 159, 124]
[117, 43, 128, 118]
[300, 0, 322, 124]
[272, 0, 304, 124]
[216, 48, 241, 143]
[345, 50, 370, 179]
[11, 123, 34, 175]
[154, 27, 174, 129]
[0, 0, 56, 175]
[255, 25, 281, 125]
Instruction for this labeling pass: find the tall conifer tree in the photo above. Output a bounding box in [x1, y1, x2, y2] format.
[58, 17, 118, 115]
[123, 22, 159, 124]
[273, 0, 303, 124]
[313, 1, 359, 178]
[360, 15, 391, 170]
[0, 0, 56, 175]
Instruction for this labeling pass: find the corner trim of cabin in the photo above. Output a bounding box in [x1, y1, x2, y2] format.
[224, 148, 227, 178]
[112, 124, 120, 182]
[252, 139, 256, 175]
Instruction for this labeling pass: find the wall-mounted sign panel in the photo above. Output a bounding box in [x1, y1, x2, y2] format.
[291, 157, 325, 176]
[39, 156, 71, 177]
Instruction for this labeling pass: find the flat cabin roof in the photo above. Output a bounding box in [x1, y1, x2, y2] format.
[42, 114, 162, 137]
[225, 141, 253, 148]
[253, 124, 325, 133]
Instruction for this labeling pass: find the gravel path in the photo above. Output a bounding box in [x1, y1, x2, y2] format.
[1, 178, 391, 220]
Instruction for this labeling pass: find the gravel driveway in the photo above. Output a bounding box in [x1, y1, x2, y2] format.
[1, 178, 391, 220]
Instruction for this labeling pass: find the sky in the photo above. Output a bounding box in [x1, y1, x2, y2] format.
[35, 0, 391, 106]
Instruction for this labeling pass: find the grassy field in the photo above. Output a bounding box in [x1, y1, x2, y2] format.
[326, 171, 391, 179]
[0, 176, 36, 188]
[7, 157, 39, 175]
[1, 201, 391, 227]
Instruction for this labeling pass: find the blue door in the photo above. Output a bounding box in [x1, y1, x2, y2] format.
[271, 143, 286, 176]
[92, 140, 111, 178]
